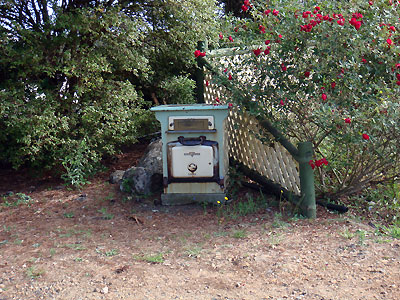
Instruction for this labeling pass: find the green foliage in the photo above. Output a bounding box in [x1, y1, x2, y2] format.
[347, 182, 400, 224]
[133, 252, 165, 264]
[104, 249, 119, 257]
[384, 225, 400, 239]
[98, 207, 114, 220]
[1, 193, 32, 207]
[210, 0, 400, 198]
[26, 265, 45, 279]
[159, 76, 196, 104]
[0, 0, 218, 184]
[231, 229, 247, 238]
[218, 192, 267, 222]
[63, 212, 75, 218]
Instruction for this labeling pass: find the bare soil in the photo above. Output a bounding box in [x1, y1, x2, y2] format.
[0, 143, 399, 300]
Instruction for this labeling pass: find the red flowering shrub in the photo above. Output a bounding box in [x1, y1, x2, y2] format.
[212, 0, 400, 197]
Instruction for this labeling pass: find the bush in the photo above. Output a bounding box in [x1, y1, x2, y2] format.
[0, 1, 218, 186]
[0, 7, 151, 185]
[210, 0, 400, 198]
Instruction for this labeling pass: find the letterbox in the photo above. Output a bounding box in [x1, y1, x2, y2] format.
[150, 104, 229, 205]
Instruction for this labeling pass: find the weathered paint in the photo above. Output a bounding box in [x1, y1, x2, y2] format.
[165, 182, 223, 194]
[151, 104, 229, 200]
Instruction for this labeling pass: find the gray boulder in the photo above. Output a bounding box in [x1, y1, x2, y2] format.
[120, 139, 163, 196]
[137, 139, 163, 174]
[109, 170, 125, 184]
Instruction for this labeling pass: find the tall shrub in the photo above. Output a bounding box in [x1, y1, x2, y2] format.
[210, 0, 400, 197]
[0, 1, 218, 185]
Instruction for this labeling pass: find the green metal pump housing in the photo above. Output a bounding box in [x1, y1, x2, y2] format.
[151, 104, 229, 205]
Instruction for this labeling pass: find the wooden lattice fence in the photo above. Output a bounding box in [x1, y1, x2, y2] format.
[204, 73, 301, 195]
[196, 41, 316, 217]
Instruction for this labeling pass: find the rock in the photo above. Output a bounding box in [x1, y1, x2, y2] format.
[75, 194, 87, 201]
[121, 167, 151, 195]
[137, 139, 163, 174]
[101, 286, 109, 294]
[120, 139, 163, 196]
[109, 170, 125, 184]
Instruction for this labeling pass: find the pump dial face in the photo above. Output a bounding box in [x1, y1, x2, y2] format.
[187, 163, 198, 173]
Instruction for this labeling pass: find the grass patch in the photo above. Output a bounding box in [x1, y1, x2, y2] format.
[339, 228, 355, 239]
[384, 225, 400, 239]
[213, 231, 229, 238]
[133, 252, 165, 264]
[268, 233, 284, 246]
[184, 245, 203, 258]
[63, 212, 75, 218]
[98, 207, 114, 220]
[105, 249, 119, 257]
[271, 213, 290, 228]
[58, 228, 92, 239]
[64, 243, 86, 251]
[231, 229, 247, 239]
[2, 193, 32, 208]
[26, 265, 45, 279]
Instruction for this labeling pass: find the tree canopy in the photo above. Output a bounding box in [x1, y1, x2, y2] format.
[0, 0, 218, 185]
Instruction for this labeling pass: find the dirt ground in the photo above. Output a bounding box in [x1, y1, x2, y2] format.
[0, 143, 399, 300]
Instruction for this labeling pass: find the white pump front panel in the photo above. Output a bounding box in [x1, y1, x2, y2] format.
[170, 145, 214, 178]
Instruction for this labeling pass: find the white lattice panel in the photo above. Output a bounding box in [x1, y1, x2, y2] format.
[204, 72, 301, 195]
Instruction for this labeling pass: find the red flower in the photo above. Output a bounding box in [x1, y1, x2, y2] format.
[228, 36, 233, 42]
[253, 48, 262, 56]
[215, 97, 220, 103]
[259, 25, 266, 34]
[362, 133, 370, 140]
[331, 82, 336, 89]
[223, 68, 228, 73]
[304, 71, 310, 77]
[389, 26, 396, 32]
[241, 5, 248, 12]
[321, 158, 329, 166]
[264, 47, 270, 55]
[396, 73, 400, 80]
[281, 63, 287, 71]
[264, 9, 271, 15]
[279, 99, 284, 106]
[228, 73, 233, 80]
[315, 159, 323, 167]
[194, 50, 205, 58]
[369, 1, 373, 5]
[387, 38, 393, 46]
[315, 6, 320, 11]
[265, 40, 270, 45]
[244, 0, 250, 5]
[321, 93, 327, 101]
[278, 34, 283, 38]
[205, 81, 209, 87]
[228, 103, 233, 108]
[362, 58, 367, 64]
[272, 9, 279, 16]
[344, 118, 351, 124]
[309, 160, 316, 170]
[396, 81, 400, 86]
[219, 33, 223, 39]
